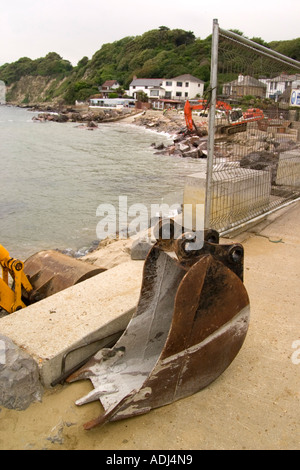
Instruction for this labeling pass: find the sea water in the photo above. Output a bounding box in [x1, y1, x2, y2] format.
[0, 105, 206, 260]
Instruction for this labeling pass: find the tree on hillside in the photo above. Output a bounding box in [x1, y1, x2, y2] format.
[77, 56, 89, 68]
[35, 52, 73, 76]
[269, 38, 300, 61]
[64, 80, 98, 104]
[229, 29, 245, 37]
[251, 37, 270, 48]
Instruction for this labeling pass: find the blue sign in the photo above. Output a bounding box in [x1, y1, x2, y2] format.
[290, 89, 300, 107]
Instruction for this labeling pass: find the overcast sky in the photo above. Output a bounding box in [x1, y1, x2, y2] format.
[0, 0, 299, 66]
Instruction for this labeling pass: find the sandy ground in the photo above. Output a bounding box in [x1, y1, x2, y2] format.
[0, 201, 299, 450]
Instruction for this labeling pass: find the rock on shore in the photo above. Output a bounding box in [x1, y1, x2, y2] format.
[31, 106, 140, 126]
[0, 334, 43, 410]
[151, 134, 208, 159]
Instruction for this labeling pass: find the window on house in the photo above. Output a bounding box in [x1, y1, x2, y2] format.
[176, 82, 183, 87]
[176, 92, 182, 97]
[150, 90, 159, 96]
[166, 81, 172, 86]
[185, 92, 188, 97]
[185, 82, 189, 87]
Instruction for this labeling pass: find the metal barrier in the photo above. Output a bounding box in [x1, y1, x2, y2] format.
[205, 19, 300, 234]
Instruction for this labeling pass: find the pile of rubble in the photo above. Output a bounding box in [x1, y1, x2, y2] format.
[152, 133, 208, 159]
[133, 112, 187, 135]
[131, 109, 209, 158]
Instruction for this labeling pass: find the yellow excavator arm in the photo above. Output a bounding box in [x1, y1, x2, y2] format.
[0, 244, 33, 313]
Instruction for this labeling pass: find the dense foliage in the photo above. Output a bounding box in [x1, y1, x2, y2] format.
[0, 27, 299, 104]
[269, 38, 300, 61]
[0, 52, 72, 85]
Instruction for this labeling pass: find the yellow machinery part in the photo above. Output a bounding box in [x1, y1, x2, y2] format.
[0, 244, 33, 313]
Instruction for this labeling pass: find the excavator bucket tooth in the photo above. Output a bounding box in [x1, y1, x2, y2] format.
[67, 223, 250, 429]
[23, 250, 105, 303]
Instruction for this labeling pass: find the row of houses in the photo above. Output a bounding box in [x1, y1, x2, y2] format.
[222, 73, 300, 102]
[90, 75, 205, 109]
[89, 73, 300, 109]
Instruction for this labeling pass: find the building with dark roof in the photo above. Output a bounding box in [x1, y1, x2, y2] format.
[222, 75, 267, 99]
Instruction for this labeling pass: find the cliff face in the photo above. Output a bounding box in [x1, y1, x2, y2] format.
[6, 75, 67, 106]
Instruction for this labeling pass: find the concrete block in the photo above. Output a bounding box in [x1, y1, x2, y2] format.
[276, 149, 300, 187]
[183, 172, 206, 231]
[0, 260, 144, 388]
[183, 168, 271, 231]
[274, 131, 298, 142]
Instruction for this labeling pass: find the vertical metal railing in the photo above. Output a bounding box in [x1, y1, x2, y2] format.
[204, 19, 219, 230]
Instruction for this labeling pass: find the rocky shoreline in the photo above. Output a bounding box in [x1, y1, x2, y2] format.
[27, 103, 188, 131]
[30, 105, 141, 126]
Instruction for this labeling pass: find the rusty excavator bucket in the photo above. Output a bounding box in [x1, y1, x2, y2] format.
[23, 250, 105, 304]
[67, 220, 250, 429]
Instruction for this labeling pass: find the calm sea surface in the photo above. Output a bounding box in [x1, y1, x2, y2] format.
[0, 105, 206, 260]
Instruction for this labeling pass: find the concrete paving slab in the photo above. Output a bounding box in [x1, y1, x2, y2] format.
[0, 260, 144, 387]
[258, 201, 300, 244]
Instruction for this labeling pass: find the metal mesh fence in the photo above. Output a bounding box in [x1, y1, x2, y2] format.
[206, 22, 300, 234]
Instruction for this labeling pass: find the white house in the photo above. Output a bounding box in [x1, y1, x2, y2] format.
[259, 74, 300, 101]
[292, 79, 300, 89]
[128, 74, 204, 104]
[128, 78, 165, 99]
[162, 74, 204, 100]
[98, 80, 121, 98]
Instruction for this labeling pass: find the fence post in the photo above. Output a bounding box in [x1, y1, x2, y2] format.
[204, 18, 219, 229]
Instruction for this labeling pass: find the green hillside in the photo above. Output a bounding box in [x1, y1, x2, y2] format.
[0, 27, 299, 106]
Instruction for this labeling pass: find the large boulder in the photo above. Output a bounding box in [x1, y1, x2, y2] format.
[0, 335, 43, 410]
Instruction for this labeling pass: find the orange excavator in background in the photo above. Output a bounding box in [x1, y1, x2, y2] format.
[184, 99, 264, 135]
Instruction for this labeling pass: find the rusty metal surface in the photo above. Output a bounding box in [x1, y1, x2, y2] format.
[23, 250, 105, 303]
[67, 222, 250, 429]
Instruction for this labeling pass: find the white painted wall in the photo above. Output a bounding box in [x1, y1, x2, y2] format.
[129, 76, 204, 101]
[162, 78, 204, 100]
